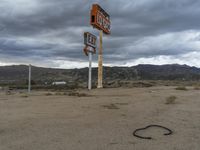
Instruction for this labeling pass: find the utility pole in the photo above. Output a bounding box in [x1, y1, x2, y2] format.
[97, 30, 103, 88]
[28, 64, 31, 93]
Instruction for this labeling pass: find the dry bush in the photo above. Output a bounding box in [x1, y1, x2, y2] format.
[102, 103, 119, 109]
[45, 92, 53, 96]
[165, 96, 177, 104]
[193, 86, 200, 90]
[5, 90, 13, 95]
[68, 92, 90, 97]
[55, 92, 68, 96]
[115, 102, 129, 105]
[20, 94, 29, 98]
[63, 92, 67, 95]
[175, 86, 188, 91]
[132, 81, 154, 88]
[55, 92, 63, 95]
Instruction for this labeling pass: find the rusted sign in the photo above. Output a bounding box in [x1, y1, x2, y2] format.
[83, 32, 97, 56]
[90, 4, 111, 34]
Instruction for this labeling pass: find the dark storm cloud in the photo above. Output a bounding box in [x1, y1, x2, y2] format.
[0, 0, 90, 36]
[113, 1, 200, 30]
[0, 0, 200, 67]
[0, 37, 58, 58]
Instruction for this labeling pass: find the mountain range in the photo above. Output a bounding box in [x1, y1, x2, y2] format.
[0, 64, 199, 87]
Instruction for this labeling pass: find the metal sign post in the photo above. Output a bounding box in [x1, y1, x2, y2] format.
[28, 64, 31, 93]
[88, 52, 92, 90]
[83, 32, 97, 90]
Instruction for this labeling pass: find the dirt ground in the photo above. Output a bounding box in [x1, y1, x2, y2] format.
[0, 86, 200, 150]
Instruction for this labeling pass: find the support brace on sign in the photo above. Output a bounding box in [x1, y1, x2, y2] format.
[83, 45, 96, 56]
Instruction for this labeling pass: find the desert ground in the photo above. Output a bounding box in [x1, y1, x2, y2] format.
[0, 86, 200, 150]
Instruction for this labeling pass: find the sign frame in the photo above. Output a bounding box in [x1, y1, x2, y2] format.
[90, 4, 111, 35]
[83, 32, 97, 56]
[84, 32, 97, 49]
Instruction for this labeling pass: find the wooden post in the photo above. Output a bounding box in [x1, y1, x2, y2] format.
[28, 64, 31, 93]
[97, 30, 103, 88]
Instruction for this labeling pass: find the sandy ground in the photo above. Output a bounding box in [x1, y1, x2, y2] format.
[0, 86, 200, 150]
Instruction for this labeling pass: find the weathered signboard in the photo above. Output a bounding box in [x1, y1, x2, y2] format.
[90, 4, 111, 35]
[83, 32, 97, 56]
[84, 32, 97, 48]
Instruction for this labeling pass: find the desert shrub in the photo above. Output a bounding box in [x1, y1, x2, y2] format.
[9, 85, 27, 90]
[175, 86, 187, 91]
[165, 96, 177, 104]
[20, 94, 29, 98]
[68, 92, 89, 97]
[55, 92, 68, 96]
[5, 90, 13, 95]
[26, 80, 36, 85]
[63, 92, 67, 95]
[102, 103, 119, 109]
[55, 92, 63, 95]
[45, 92, 53, 96]
[132, 81, 153, 88]
[193, 86, 200, 90]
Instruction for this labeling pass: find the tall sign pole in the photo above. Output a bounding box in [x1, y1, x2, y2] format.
[97, 30, 103, 88]
[88, 52, 92, 90]
[28, 64, 31, 93]
[83, 32, 97, 90]
[90, 4, 111, 88]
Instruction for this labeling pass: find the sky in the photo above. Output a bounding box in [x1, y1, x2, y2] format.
[0, 0, 200, 68]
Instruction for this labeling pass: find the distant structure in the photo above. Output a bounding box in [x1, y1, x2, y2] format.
[52, 81, 66, 85]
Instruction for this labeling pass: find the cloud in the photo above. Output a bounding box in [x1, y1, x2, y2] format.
[0, 0, 200, 68]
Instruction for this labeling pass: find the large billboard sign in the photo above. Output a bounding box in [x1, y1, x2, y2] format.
[90, 4, 111, 35]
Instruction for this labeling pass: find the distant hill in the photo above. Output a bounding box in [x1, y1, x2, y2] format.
[134, 64, 200, 80]
[0, 64, 200, 86]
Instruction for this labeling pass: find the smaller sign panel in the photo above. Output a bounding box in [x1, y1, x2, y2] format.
[83, 32, 97, 56]
[84, 32, 97, 48]
[90, 4, 111, 34]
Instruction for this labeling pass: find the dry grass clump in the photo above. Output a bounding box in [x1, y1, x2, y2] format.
[193, 86, 200, 90]
[165, 96, 177, 104]
[102, 103, 119, 109]
[175, 86, 188, 91]
[5, 90, 13, 95]
[68, 92, 90, 97]
[45, 92, 53, 96]
[45, 91, 89, 97]
[55, 92, 67, 96]
[20, 93, 29, 98]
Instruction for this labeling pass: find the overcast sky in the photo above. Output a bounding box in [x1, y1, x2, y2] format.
[0, 0, 200, 68]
